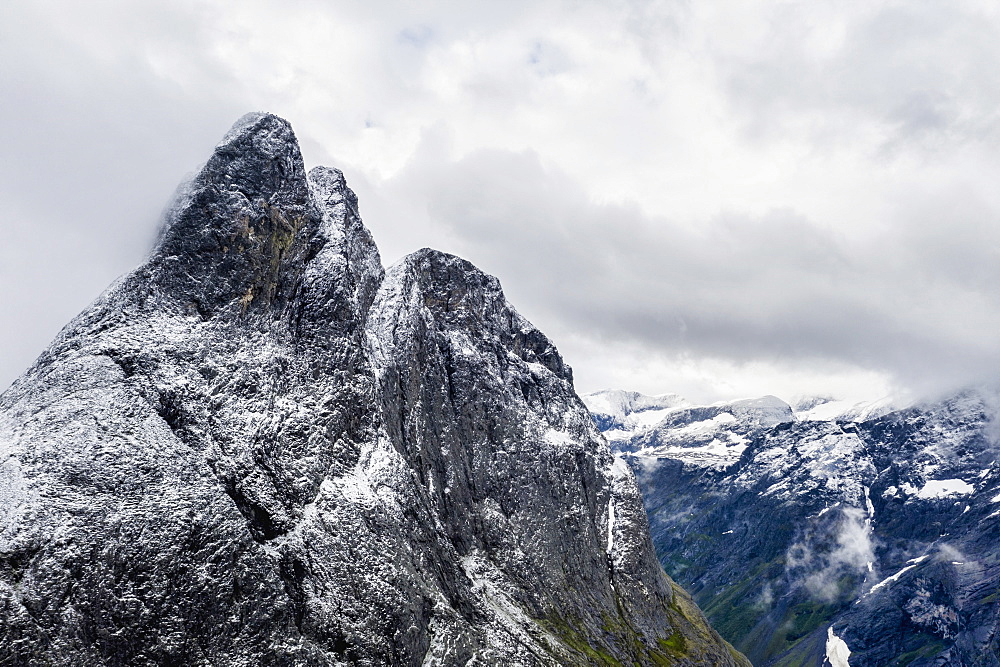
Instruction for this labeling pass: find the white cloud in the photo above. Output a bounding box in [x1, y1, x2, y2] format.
[3, 0, 1000, 404]
[786, 507, 877, 603]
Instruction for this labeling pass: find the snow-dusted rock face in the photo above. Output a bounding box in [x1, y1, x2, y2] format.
[0, 114, 747, 666]
[587, 388, 1000, 665]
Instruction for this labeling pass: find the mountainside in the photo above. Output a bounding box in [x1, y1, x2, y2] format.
[585, 389, 1000, 665]
[0, 113, 747, 666]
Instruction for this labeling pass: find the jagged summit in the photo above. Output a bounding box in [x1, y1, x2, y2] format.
[149, 112, 321, 317]
[158, 113, 307, 246]
[374, 248, 572, 381]
[0, 115, 748, 666]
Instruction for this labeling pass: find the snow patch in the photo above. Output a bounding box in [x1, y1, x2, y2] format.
[916, 479, 974, 499]
[330, 440, 406, 512]
[606, 493, 616, 556]
[0, 453, 31, 550]
[671, 412, 738, 438]
[797, 395, 898, 422]
[605, 456, 634, 567]
[637, 439, 747, 469]
[868, 555, 929, 595]
[542, 428, 576, 449]
[825, 626, 851, 667]
[447, 331, 478, 357]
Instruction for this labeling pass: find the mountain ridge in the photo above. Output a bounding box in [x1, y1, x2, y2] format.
[0, 113, 747, 666]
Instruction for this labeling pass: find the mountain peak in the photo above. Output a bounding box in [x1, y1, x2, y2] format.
[199, 111, 307, 206]
[218, 111, 294, 146]
[378, 247, 573, 381]
[308, 165, 356, 209]
[0, 114, 749, 667]
[147, 112, 314, 317]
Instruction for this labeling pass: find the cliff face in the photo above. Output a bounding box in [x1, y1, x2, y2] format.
[0, 113, 746, 666]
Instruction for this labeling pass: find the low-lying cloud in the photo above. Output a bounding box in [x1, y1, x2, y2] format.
[785, 507, 876, 602]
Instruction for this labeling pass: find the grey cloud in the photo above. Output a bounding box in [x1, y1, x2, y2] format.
[4, 0, 1000, 404]
[0, 3, 252, 387]
[718, 3, 1000, 153]
[376, 143, 1000, 398]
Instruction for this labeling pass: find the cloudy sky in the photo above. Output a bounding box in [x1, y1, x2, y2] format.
[3, 0, 1000, 404]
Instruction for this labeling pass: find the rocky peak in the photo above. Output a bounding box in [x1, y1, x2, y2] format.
[373, 248, 571, 382]
[0, 114, 748, 666]
[208, 111, 306, 197]
[302, 165, 383, 328]
[150, 112, 318, 318]
[308, 164, 357, 210]
[368, 247, 743, 664]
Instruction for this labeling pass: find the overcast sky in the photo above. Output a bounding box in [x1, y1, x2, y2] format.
[3, 0, 1000, 404]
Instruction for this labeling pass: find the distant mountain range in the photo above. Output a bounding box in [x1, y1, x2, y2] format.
[584, 388, 1000, 665]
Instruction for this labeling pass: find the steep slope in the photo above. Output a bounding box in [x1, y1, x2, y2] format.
[586, 389, 1000, 665]
[0, 113, 747, 666]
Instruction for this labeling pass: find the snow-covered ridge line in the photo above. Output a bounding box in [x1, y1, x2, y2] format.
[585, 389, 900, 440]
[867, 555, 929, 596]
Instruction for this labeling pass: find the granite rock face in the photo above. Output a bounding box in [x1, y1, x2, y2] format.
[0, 113, 747, 666]
[587, 389, 1000, 665]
